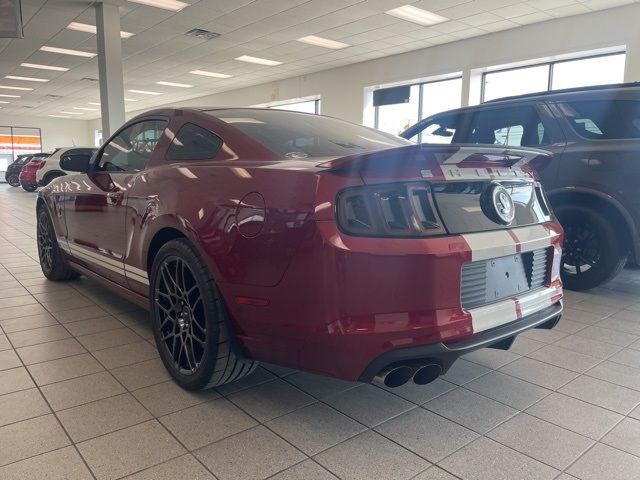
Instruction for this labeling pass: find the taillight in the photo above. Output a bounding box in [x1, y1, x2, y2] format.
[336, 182, 445, 237]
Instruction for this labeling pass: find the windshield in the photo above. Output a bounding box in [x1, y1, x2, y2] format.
[15, 156, 32, 165]
[208, 109, 411, 158]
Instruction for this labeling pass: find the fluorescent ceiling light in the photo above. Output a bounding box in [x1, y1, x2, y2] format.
[156, 81, 193, 88]
[49, 115, 71, 118]
[189, 70, 232, 79]
[0, 94, 20, 98]
[73, 107, 99, 111]
[128, 89, 162, 95]
[0, 100, 9, 104]
[20, 63, 69, 72]
[0, 85, 33, 91]
[124, 98, 138, 101]
[127, 0, 189, 12]
[60, 111, 84, 115]
[235, 55, 282, 66]
[88, 102, 101, 106]
[5, 75, 48, 82]
[297, 35, 350, 49]
[67, 22, 134, 39]
[386, 5, 448, 26]
[40, 46, 97, 58]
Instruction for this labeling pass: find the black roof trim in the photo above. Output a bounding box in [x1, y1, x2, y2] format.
[486, 82, 640, 103]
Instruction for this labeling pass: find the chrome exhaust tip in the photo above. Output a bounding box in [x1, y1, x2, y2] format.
[412, 363, 442, 385]
[373, 365, 414, 388]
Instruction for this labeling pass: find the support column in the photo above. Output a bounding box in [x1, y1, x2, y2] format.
[96, 2, 125, 138]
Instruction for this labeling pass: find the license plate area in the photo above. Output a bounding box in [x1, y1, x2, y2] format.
[485, 254, 529, 301]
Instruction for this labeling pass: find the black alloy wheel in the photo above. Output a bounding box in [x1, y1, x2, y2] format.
[556, 205, 627, 291]
[7, 173, 20, 187]
[151, 239, 257, 390]
[155, 256, 207, 375]
[22, 184, 37, 192]
[36, 207, 79, 281]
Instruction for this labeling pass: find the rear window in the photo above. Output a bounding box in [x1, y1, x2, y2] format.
[208, 109, 410, 158]
[561, 100, 640, 140]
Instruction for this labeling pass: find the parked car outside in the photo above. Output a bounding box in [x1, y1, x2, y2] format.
[5, 154, 34, 186]
[19, 154, 52, 191]
[402, 83, 640, 291]
[37, 108, 563, 390]
[36, 147, 97, 187]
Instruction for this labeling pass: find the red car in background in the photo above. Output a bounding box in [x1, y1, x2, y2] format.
[36, 108, 563, 390]
[19, 153, 51, 191]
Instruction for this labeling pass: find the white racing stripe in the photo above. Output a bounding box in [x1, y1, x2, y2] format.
[469, 298, 518, 333]
[511, 224, 554, 251]
[462, 230, 517, 261]
[65, 241, 150, 286]
[518, 287, 558, 318]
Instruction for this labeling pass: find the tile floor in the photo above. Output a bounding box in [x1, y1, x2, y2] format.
[1, 183, 640, 479]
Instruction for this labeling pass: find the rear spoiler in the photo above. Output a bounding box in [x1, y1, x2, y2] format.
[316, 144, 552, 172]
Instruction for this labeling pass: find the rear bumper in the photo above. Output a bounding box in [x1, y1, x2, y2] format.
[358, 301, 562, 382]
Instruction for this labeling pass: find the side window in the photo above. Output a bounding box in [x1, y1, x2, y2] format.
[411, 113, 461, 144]
[166, 123, 223, 161]
[466, 106, 548, 147]
[98, 119, 167, 172]
[560, 100, 640, 140]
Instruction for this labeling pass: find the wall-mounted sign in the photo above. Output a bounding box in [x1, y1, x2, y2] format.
[0, 0, 24, 38]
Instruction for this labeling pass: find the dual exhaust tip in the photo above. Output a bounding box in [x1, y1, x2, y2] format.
[374, 362, 442, 388]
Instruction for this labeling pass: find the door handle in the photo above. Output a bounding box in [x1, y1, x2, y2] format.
[106, 190, 124, 206]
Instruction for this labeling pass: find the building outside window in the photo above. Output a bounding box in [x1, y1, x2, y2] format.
[373, 77, 462, 137]
[0, 126, 42, 175]
[482, 52, 626, 102]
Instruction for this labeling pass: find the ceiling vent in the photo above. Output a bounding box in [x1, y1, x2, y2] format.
[82, 77, 99, 82]
[185, 28, 220, 40]
[46, 94, 63, 98]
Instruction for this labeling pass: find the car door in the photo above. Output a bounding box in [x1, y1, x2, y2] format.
[63, 118, 168, 285]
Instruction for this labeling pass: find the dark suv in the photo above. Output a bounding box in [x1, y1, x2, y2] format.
[402, 83, 640, 291]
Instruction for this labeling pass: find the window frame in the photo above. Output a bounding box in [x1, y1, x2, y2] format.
[92, 117, 168, 174]
[0, 126, 43, 166]
[480, 51, 626, 103]
[373, 76, 463, 137]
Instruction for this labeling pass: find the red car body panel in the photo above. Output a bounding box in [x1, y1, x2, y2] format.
[39, 108, 563, 382]
[19, 158, 45, 189]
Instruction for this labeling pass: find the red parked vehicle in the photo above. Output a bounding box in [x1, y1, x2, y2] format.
[19, 154, 50, 191]
[37, 108, 563, 390]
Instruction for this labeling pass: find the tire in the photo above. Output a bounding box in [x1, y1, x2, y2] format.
[7, 174, 20, 187]
[42, 171, 65, 186]
[150, 238, 257, 390]
[556, 205, 628, 291]
[22, 184, 37, 192]
[37, 206, 79, 281]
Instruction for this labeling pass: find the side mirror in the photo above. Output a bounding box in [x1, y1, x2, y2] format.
[60, 153, 91, 172]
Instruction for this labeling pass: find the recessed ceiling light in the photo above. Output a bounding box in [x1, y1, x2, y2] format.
[40, 46, 97, 58]
[189, 70, 232, 79]
[88, 102, 101, 106]
[386, 5, 448, 26]
[297, 35, 350, 49]
[128, 89, 162, 95]
[73, 107, 99, 111]
[5, 75, 49, 82]
[235, 55, 282, 66]
[124, 98, 138, 101]
[127, 0, 189, 12]
[0, 100, 9, 104]
[156, 81, 193, 88]
[67, 22, 134, 39]
[0, 85, 33, 91]
[60, 111, 84, 115]
[0, 94, 20, 98]
[20, 63, 69, 72]
[49, 115, 71, 118]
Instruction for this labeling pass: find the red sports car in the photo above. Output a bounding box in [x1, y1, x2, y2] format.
[37, 108, 563, 390]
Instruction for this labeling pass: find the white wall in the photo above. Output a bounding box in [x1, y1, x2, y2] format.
[85, 2, 640, 130]
[1, 113, 93, 151]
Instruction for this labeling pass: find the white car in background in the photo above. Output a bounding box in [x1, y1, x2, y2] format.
[36, 147, 97, 187]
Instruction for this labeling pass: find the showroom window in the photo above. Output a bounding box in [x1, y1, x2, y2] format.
[0, 126, 42, 174]
[560, 100, 640, 140]
[482, 52, 626, 102]
[268, 99, 320, 114]
[166, 123, 223, 161]
[98, 119, 168, 172]
[373, 77, 462, 137]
